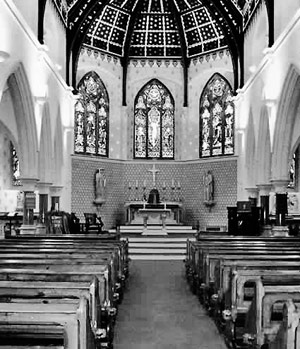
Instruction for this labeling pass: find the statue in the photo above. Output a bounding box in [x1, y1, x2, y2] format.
[94, 168, 106, 205]
[203, 170, 214, 203]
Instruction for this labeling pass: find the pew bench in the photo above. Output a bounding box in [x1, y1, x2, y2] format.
[0, 296, 94, 349]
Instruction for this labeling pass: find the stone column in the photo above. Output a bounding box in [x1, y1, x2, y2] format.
[20, 178, 38, 235]
[257, 184, 272, 236]
[36, 182, 52, 234]
[270, 179, 290, 237]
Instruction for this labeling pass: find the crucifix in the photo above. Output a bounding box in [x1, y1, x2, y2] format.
[148, 163, 160, 188]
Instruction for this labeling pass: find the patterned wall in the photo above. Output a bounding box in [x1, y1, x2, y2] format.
[72, 156, 237, 230]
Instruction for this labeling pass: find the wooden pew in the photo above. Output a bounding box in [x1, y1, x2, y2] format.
[239, 276, 300, 348]
[0, 235, 130, 347]
[269, 299, 300, 349]
[0, 295, 95, 349]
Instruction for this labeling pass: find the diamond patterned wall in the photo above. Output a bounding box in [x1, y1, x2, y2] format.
[71, 156, 237, 230]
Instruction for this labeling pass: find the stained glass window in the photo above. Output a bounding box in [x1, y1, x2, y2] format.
[10, 142, 21, 186]
[74, 71, 109, 157]
[134, 79, 174, 159]
[199, 73, 234, 157]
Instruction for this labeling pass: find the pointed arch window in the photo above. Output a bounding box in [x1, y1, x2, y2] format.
[134, 79, 174, 159]
[200, 74, 234, 157]
[10, 142, 21, 186]
[74, 71, 109, 157]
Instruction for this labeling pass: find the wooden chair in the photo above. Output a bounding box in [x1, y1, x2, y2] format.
[84, 213, 104, 234]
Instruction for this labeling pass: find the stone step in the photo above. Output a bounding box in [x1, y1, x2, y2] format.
[130, 248, 185, 254]
[130, 255, 185, 260]
[122, 236, 195, 242]
[129, 242, 187, 248]
[121, 225, 194, 260]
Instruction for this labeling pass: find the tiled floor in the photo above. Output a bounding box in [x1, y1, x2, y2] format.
[113, 260, 227, 349]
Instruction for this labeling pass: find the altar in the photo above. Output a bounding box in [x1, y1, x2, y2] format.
[124, 201, 183, 227]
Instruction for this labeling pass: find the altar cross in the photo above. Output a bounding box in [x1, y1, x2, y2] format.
[148, 163, 159, 188]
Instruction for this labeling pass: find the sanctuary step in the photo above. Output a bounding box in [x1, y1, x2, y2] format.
[120, 225, 197, 260]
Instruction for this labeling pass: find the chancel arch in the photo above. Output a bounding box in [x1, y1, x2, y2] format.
[74, 71, 109, 157]
[134, 79, 175, 159]
[199, 73, 234, 158]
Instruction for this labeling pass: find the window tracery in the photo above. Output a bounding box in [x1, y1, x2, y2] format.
[10, 142, 21, 186]
[200, 73, 234, 157]
[74, 71, 109, 157]
[134, 79, 174, 159]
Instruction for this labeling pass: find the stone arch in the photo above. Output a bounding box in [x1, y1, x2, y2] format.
[272, 64, 300, 180]
[38, 102, 53, 183]
[6, 63, 38, 179]
[245, 109, 256, 186]
[256, 105, 271, 184]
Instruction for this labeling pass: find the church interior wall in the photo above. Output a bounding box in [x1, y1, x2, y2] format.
[77, 49, 124, 160]
[0, 0, 75, 214]
[43, 1, 67, 79]
[11, 0, 39, 38]
[274, 0, 300, 41]
[243, 4, 268, 83]
[71, 156, 125, 229]
[71, 156, 237, 230]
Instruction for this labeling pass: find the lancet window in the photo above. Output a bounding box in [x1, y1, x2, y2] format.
[134, 79, 174, 159]
[199, 73, 234, 157]
[74, 71, 109, 157]
[10, 142, 21, 186]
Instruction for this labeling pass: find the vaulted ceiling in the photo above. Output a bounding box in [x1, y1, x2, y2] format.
[43, 0, 273, 104]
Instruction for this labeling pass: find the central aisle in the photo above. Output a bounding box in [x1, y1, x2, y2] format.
[113, 260, 227, 349]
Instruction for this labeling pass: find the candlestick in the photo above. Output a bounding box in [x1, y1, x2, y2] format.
[177, 181, 181, 189]
[135, 180, 138, 189]
[143, 180, 146, 188]
[128, 182, 131, 189]
[171, 178, 175, 188]
[163, 181, 166, 189]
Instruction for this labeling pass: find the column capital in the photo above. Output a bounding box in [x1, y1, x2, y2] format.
[270, 179, 290, 193]
[256, 184, 272, 196]
[245, 187, 259, 198]
[50, 185, 63, 196]
[19, 177, 38, 191]
[36, 181, 53, 195]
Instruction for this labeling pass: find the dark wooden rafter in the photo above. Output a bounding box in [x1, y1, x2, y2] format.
[169, 0, 190, 107]
[264, 0, 274, 47]
[201, 0, 244, 91]
[121, 0, 145, 106]
[66, 0, 111, 88]
[38, 0, 47, 44]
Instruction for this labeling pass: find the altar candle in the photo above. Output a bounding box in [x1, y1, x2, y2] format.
[171, 178, 175, 188]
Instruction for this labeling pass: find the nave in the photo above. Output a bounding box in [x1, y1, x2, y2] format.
[113, 260, 227, 349]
